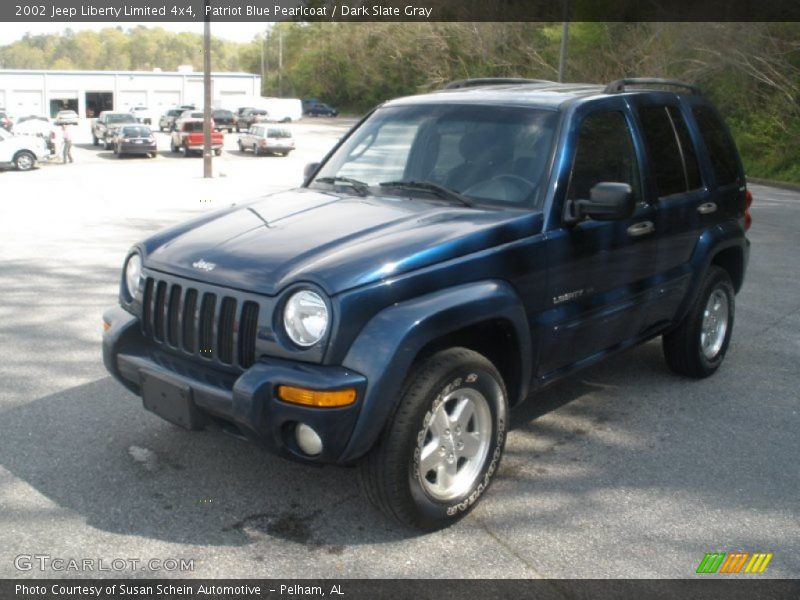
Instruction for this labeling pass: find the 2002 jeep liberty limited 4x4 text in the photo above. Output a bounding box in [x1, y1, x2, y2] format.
[103, 78, 751, 530]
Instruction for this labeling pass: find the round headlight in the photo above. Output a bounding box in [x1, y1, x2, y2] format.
[124, 253, 142, 299]
[283, 290, 329, 347]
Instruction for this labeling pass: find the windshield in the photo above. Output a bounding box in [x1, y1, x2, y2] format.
[311, 104, 557, 207]
[108, 114, 136, 124]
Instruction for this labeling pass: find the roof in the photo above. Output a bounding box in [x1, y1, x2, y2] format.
[385, 79, 700, 110]
[385, 82, 606, 110]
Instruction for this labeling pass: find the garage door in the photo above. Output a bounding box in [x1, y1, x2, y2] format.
[118, 90, 147, 110]
[184, 79, 206, 107]
[12, 91, 44, 116]
[153, 90, 180, 110]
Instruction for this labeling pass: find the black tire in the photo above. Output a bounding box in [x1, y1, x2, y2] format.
[358, 347, 508, 531]
[214, 148, 222, 156]
[663, 265, 735, 378]
[237, 140, 244, 152]
[253, 143, 260, 156]
[181, 144, 190, 157]
[13, 151, 36, 171]
[170, 140, 178, 153]
[92, 135, 99, 146]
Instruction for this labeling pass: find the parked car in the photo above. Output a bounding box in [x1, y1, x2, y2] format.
[158, 108, 184, 132]
[236, 108, 269, 131]
[112, 125, 157, 158]
[13, 116, 56, 155]
[103, 77, 751, 531]
[0, 111, 13, 131]
[55, 110, 79, 126]
[0, 126, 48, 171]
[93, 111, 138, 149]
[237, 124, 295, 156]
[212, 109, 236, 133]
[130, 106, 156, 125]
[174, 110, 214, 132]
[169, 119, 223, 156]
[304, 102, 338, 117]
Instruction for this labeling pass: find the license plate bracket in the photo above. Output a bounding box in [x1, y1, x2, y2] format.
[141, 371, 204, 430]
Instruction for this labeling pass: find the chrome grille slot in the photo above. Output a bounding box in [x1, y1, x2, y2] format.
[218, 297, 237, 365]
[198, 293, 217, 360]
[238, 301, 259, 369]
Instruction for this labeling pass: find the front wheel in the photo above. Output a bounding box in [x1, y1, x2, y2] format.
[663, 265, 735, 378]
[358, 347, 508, 531]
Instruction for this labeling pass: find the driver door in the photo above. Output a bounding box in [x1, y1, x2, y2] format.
[539, 105, 660, 377]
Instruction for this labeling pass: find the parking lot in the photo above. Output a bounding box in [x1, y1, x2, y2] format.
[0, 118, 798, 579]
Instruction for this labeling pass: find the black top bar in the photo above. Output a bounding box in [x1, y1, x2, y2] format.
[604, 78, 702, 95]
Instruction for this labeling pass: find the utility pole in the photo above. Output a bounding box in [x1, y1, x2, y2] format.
[278, 28, 283, 97]
[203, 0, 212, 178]
[558, 1, 570, 83]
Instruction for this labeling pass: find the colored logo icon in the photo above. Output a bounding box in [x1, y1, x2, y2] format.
[696, 552, 773, 574]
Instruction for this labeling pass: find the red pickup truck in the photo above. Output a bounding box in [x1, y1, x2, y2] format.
[170, 120, 224, 156]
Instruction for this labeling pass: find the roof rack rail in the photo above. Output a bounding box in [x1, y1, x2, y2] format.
[443, 78, 555, 90]
[604, 78, 701, 95]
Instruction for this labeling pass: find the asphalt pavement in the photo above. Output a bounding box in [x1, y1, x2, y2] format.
[0, 120, 797, 579]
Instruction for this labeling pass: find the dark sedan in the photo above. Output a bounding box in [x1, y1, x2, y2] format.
[305, 102, 338, 117]
[212, 109, 236, 133]
[113, 125, 157, 158]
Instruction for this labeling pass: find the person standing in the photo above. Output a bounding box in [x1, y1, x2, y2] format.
[61, 124, 74, 164]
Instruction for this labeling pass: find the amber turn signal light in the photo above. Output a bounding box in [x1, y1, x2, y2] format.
[276, 385, 356, 408]
[102, 320, 111, 332]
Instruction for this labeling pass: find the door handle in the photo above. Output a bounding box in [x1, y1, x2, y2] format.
[697, 202, 718, 215]
[627, 221, 655, 237]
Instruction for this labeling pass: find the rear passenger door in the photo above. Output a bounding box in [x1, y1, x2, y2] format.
[628, 96, 711, 319]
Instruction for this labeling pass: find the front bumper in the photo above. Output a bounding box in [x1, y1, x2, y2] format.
[102, 306, 367, 464]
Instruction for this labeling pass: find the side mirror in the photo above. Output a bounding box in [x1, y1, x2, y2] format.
[564, 182, 635, 224]
[303, 162, 320, 184]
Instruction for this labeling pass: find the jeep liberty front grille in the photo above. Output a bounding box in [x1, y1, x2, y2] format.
[141, 275, 260, 369]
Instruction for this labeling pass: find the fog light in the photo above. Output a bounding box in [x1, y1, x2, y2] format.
[295, 423, 323, 456]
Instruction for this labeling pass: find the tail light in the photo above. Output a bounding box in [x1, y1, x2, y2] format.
[744, 189, 753, 231]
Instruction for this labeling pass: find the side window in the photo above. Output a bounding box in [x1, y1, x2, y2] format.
[567, 110, 641, 204]
[692, 105, 740, 186]
[667, 106, 702, 191]
[638, 105, 701, 197]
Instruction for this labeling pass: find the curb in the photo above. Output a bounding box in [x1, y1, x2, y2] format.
[746, 177, 800, 193]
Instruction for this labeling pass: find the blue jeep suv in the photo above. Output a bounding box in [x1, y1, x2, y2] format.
[103, 78, 751, 530]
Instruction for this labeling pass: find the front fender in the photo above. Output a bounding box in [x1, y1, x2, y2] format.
[338, 280, 531, 463]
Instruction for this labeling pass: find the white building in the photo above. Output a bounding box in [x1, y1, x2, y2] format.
[0, 68, 261, 118]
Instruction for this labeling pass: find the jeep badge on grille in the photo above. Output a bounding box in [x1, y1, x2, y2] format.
[192, 259, 216, 271]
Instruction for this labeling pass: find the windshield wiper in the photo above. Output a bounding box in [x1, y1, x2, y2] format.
[315, 176, 370, 196]
[378, 180, 474, 207]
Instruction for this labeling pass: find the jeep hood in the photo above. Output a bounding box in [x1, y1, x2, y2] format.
[144, 189, 541, 296]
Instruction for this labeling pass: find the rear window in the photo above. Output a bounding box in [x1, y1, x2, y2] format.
[121, 126, 151, 137]
[692, 105, 741, 186]
[184, 122, 204, 132]
[214, 110, 233, 118]
[108, 114, 136, 124]
[267, 128, 291, 138]
[168, 109, 183, 117]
